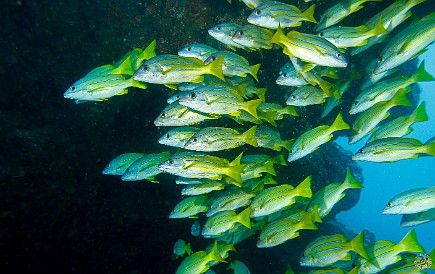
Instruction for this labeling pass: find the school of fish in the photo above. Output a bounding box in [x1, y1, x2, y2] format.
[64, 0, 435, 273]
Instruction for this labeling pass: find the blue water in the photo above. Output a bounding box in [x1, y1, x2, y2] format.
[337, 49, 435, 262]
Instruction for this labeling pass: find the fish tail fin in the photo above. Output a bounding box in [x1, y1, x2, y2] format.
[412, 61, 435, 83]
[397, 229, 425, 253]
[349, 231, 369, 259]
[237, 207, 252, 229]
[330, 112, 350, 131]
[282, 138, 295, 152]
[256, 88, 267, 100]
[273, 153, 288, 166]
[424, 139, 435, 156]
[185, 242, 192, 255]
[229, 152, 243, 167]
[411, 102, 428, 123]
[208, 241, 226, 263]
[135, 40, 157, 68]
[131, 78, 148, 89]
[310, 205, 323, 223]
[241, 125, 259, 147]
[263, 110, 278, 127]
[263, 158, 277, 176]
[284, 105, 299, 116]
[295, 176, 313, 199]
[271, 25, 287, 46]
[392, 88, 412, 107]
[250, 63, 261, 81]
[263, 173, 278, 185]
[206, 55, 226, 81]
[302, 4, 317, 24]
[112, 55, 135, 75]
[369, 18, 388, 37]
[343, 168, 364, 189]
[244, 99, 263, 119]
[318, 79, 334, 97]
[299, 211, 318, 230]
[429, 248, 435, 269]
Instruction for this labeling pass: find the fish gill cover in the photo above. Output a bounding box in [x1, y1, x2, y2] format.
[61, 0, 435, 273]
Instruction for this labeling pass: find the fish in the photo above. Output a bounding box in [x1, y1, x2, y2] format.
[204, 51, 261, 81]
[133, 54, 225, 86]
[231, 24, 274, 50]
[154, 102, 220, 127]
[382, 186, 435, 215]
[258, 102, 299, 122]
[352, 0, 427, 56]
[247, 2, 316, 29]
[227, 260, 251, 274]
[202, 208, 251, 238]
[191, 221, 201, 236]
[316, 0, 383, 31]
[121, 152, 172, 182]
[178, 43, 218, 62]
[181, 181, 226, 196]
[318, 19, 388, 48]
[300, 231, 369, 267]
[400, 207, 435, 227]
[64, 74, 147, 102]
[276, 62, 309, 87]
[207, 188, 256, 217]
[352, 137, 435, 162]
[158, 152, 246, 185]
[374, 12, 435, 75]
[350, 61, 434, 115]
[321, 78, 353, 118]
[169, 195, 211, 219]
[114, 40, 157, 74]
[241, 154, 287, 181]
[271, 27, 348, 68]
[158, 127, 201, 148]
[368, 102, 428, 142]
[349, 88, 412, 145]
[240, 0, 266, 9]
[286, 86, 328, 106]
[287, 113, 350, 162]
[173, 239, 192, 258]
[361, 58, 398, 89]
[257, 211, 319, 248]
[183, 126, 259, 152]
[242, 174, 278, 194]
[381, 253, 431, 273]
[102, 153, 145, 175]
[205, 242, 236, 266]
[178, 85, 263, 119]
[355, 230, 425, 273]
[289, 57, 334, 96]
[306, 168, 364, 218]
[208, 23, 250, 51]
[250, 176, 312, 218]
[175, 241, 225, 274]
[254, 125, 294, 152]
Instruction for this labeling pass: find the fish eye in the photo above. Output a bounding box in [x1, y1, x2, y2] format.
[319, 32, 324, 37]
[160, 112, 166, 118]
[283, 73, 287, 77]
[187, 47, 191, 51]
[255, 9, 261, 15]
[166, 133, 170, 138]
[378, 56, 384, 63]
[168, 159, 174, 165]
[190, 92, 197, 99]
[354, 101, 358, 106]
[217, 26, 221, 31]
[141, 65, 148, 71]
[191, 137, 198, 142]
[71, 86, 76, 91]
[336, 53, 341, 58]
[387, 202, 392, 207]
[237, 30, 244, 36]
